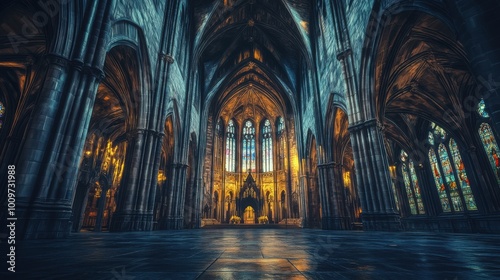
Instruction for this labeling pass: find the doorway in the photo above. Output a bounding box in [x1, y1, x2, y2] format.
[244, 206, 255, 224]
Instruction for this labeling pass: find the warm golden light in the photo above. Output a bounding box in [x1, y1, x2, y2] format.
[389, 165, 397, 179]
[343, 171, 351, 187]
[253, 48, 262, 62]
[158, 170, 167, 183]
[300, 20, 309, 32]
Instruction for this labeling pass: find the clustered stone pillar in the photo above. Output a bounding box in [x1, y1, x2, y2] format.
[110, 129, 162, 231]
[349, 120, 401, 230]
[298, 164, 308, 227]
[13, 0, 114, 239]
[161, 163, 188, 229]
[318, 162, 349, 230]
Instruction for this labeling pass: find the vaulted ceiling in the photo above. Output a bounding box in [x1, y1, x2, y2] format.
[194, 0, 312, 119]
[90, 46, 141, 142]
[376, 12, 477, 151]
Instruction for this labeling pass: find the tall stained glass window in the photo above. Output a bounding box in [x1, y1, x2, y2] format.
[409, 161, 425, 214]
[477, 100, 500, 185]
[262, 119, 273, 172]
[225, 120, 236, 172]
[0, 101, 5, 129]
[400, 150, 425, 215]
[429, 149, 450, 212]
[438, 144, 464, 212]
[277, 117, 286, 170]
[450, 139, 477, 210]
[242, 120, 256, 172]
[428, 122, 477, 213]
[215, 119, 223, 167]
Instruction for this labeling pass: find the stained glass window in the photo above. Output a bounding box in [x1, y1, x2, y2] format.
[225, 120, 236, 172]
[242, 120, 256, 172]
[428, 132, 434, 145]
[391, 180, 400, 212]
[479, 123, 500, 185]
[428, 123, 476, 213]
[402, 162, 417, 215]
[0, 101, 4, 129]
[450, 139, 477, 210]
[400, 150, 424, 215]
[277, 117, 286, 170]
[409, 161, 425, 214]
[278, 117, 285, 134]
[477, 99, 489, 118]
[262, 119, 273, 172]
[431, 122, 446, 140]
[429, 149, 450, 212]
[215, 119, 223, 167]
[438, 144, 463, 212]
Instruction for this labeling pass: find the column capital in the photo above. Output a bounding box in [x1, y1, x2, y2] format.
[348, 118, 378, 133]
[336, 48, 352, 61]
[159, 53, 175, 64]
[45, 53, 70, 68]
[317, 161, 337, 168]
[83, 65, 105, 81]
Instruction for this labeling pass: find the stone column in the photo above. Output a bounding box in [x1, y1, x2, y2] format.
[349, 120, 401, 231]
[15, 55, 71, 239]
[317, 162, 332, 229]
[111, 129, 161, 231]
[193, 177, 204, 228]
[317, 162, 350, 229]
[298, 162, 308, 227]
[159, 163, 188, 229]
[13, 0, 113, 239]
[332, 162, 350, 229]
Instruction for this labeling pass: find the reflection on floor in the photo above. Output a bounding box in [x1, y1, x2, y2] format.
[11, 229, 500, 279]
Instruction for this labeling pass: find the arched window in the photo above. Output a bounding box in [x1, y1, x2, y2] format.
[262, 119, 273, 172]
[429, 148, 449, 212]
[242, 120, 256, 172]
[477, 100, 500, 185]
[0, 101, 5, 129]
[450, 139, 477, 210]
[215, 119, 224, 168]
[437, 143, 464, 212]
[477, 99, 489, 118]
[400, 150, 425, 215]
[225, 120, 236, 172]
[479, 123, 500, 185]
[277, 117, 286, 170]
[428, 123, 477, 213]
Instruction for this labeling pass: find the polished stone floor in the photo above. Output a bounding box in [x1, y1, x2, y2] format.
[7, 228, 500, 279]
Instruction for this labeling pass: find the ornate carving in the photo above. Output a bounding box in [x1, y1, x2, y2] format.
[336, 48, 352, 61]
[46, 53, 70, 68]
[160, 53, 175, 64]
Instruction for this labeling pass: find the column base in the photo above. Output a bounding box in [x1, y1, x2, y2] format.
[109, 212, 153, 232]
[321, 216, 351, 230]
[16, 203, 72, 239]
[361, 213, 402, 231]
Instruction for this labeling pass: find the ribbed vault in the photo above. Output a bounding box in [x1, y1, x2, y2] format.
[195, 0, 312, 115]
[376, 12, 476, 151]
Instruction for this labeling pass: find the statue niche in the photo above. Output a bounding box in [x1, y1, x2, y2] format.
[237, 174, 261, 224]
